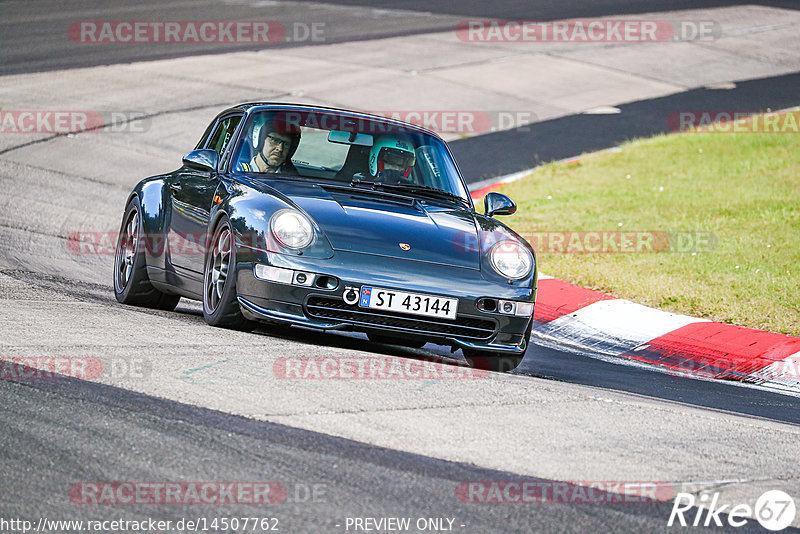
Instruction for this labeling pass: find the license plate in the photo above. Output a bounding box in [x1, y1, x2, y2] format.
[359, 286, 457, 320]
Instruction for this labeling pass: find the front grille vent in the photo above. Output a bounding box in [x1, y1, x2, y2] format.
[306, 296, 496, 340]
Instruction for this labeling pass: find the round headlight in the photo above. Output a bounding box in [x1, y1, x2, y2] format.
[270, 209, 314, 249]
[489, 240, 533, 280]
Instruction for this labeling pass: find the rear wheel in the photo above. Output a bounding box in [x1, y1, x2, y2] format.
[202, 216, 255, 331]
[113, 197, 180, 310]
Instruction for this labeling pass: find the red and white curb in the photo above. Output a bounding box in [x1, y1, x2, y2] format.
[470, 175, 800, 395]
[532, 275, 800, 395]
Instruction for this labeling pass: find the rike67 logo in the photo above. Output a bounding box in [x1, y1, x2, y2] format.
[668, 490, 796, 531]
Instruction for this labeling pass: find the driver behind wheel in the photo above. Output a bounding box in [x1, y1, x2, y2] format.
[368, 136, 416, 182]
[238, 120, 301, 175]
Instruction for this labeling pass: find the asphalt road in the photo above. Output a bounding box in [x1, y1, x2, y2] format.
[2, 0, 798, 76]
[0, 0, 463, 75]
[519, 343, 800, 426]
[0, 381, 732, 533]
[319, 0, 800, 18]
[3, 0, 798, 181]
[1, 267, 799, 533]
[1, 373, 793, 534]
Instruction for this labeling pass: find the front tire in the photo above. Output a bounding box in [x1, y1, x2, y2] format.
[367, 333, 426, 349]
[463, 350, 524, 373]
[202, 216, 255, 331]
[463, 321, 531, 372]
[113, 197, 180, 310]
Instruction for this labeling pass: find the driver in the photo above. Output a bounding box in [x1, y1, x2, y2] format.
[368, 136, 416, 181]
[238, 121, 301, 174]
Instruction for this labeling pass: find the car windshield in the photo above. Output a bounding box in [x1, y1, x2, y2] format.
[232, 109, 470, 202]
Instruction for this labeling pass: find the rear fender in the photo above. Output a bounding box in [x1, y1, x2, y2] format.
[132, 174, 172, 269]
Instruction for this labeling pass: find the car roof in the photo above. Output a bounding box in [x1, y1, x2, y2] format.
[216, 102, 444, 141]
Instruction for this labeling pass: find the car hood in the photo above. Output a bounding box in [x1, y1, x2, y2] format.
[252, 179, 480, 269]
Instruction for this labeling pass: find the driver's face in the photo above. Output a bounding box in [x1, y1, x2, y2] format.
[262, 132, 292, 167]
[383, 161, 408, 172]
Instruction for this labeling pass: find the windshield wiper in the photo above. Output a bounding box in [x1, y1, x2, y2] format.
[350, 179, 470, 208]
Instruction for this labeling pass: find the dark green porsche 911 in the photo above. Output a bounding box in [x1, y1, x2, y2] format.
[113, 103, 537, 371]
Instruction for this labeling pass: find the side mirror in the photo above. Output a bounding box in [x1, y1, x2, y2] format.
[182, 149, 219, 172]
[484, 191, 517, 217]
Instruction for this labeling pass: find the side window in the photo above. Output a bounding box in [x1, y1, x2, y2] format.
[206, 115, 242, 161]
[194, 120, 216, 150]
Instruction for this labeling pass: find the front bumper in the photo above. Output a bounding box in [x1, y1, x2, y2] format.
[235, 248, 535, 354]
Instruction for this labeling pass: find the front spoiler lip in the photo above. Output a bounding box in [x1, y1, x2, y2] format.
[237, 296, 527, 355]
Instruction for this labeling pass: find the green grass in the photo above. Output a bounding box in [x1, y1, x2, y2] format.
[495, 111, 800, 336]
